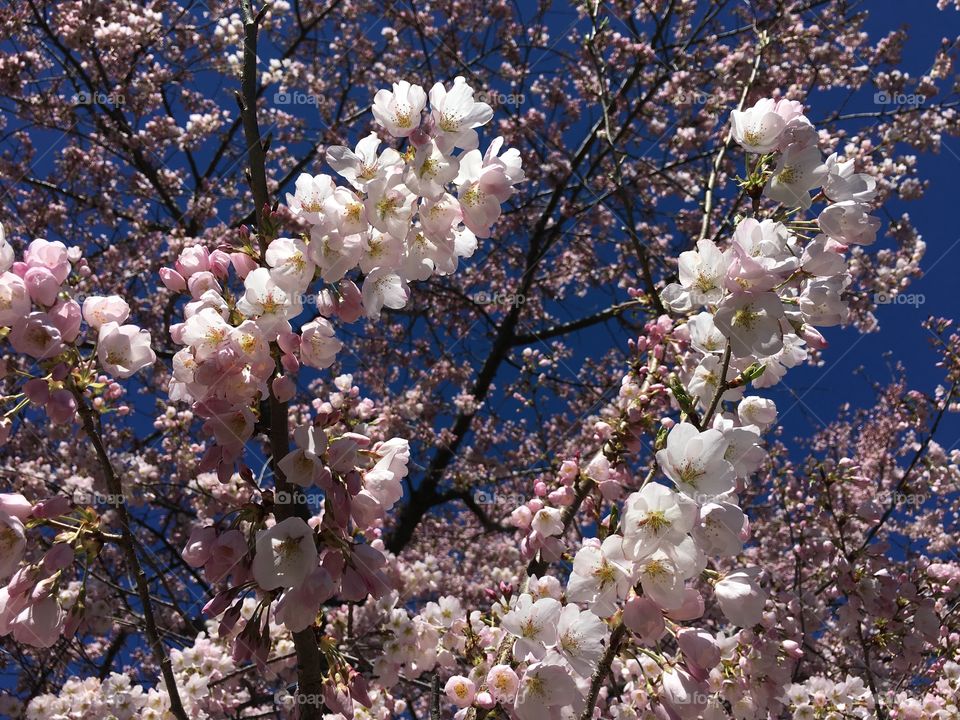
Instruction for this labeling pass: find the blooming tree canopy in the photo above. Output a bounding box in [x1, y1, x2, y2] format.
[0, 2, 958, 720]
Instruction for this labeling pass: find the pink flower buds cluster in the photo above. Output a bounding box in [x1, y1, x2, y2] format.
[0, 493, 79, 648]
[0, 223, 155, 436]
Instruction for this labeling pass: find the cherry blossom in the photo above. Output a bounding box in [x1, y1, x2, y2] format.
[97, 322, 157, 378]
[251, 517, 318, 591]
[500, 593, 562, 661]
[730, 98, 786, 153]
[655, 422, 735, 499]
[513, 662, 580, 720]
[371, 80, 427, 138]
[0, 6, 956, 720]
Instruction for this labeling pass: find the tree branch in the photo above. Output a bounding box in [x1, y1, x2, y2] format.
[238, 3, 327, 716]
[71, 386, 189, 720]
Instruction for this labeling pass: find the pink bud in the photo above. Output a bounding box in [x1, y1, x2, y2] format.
[63, 603, 83, 637]
[7, 565, 39, 595]
[594, 420, 613, 440]
[558, 459, 579, 484]
[666, 588, 705, 621]
[208, 250, 231, 278]
[230, 252, 258, 279]
[623, 596, 666, 644]
[219, 602, 243, 636]
[32, 495, 71, 519]
[23, 378, 50, 405]
[547, 487, 568, 505]
[42, 544, 75, 572]
[677, 628, 720, 670]
[182, 525, 217, 567]
[661, 665, 708, 719]
[475, 690, 495, 709]
[281, 352, 300, 374]
[337, 280, 363, 323]
[175, 245, 210, 277]
[799, 324, 828, 349]
[315, 289, 338, 317]
[350, 670, 373, 709]
[159, 268, 187, 292]
[49, 299, 82, 343]
[277, 331, 300, 354]
[510, 505, 533, 529]
[272, 374, 296, 402]
[187, 271, 221, 299]
[782, 639, 804, 659]
[46, 389, 77, 425]
[202, 589, 235, 617]
[23, 266, 60, 306]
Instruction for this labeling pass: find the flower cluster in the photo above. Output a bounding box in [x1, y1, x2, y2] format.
[288, 76, 524, 318]
[179, 375, 408, 670]
[664, 98, 881, 383]
[164, 75, 521, 482]
[160, 78, 522, 698]
[0, 225, 158, 651]
[0, 493, 80, 648]
[0, 225, 155, 432]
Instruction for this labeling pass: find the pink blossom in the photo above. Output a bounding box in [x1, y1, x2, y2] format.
[97, 322, 156, 378]
[444, 675, 476, 708]
[251, 517, 318, 590]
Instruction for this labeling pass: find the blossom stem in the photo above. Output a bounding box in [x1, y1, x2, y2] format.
[701, 343, 732, 426]
[699, 32, 767, 242]
[70, 385, 189, 720]
[578, 620, 627, 720]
